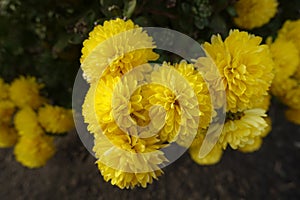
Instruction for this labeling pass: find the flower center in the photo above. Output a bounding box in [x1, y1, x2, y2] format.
[226, 111, 245, 122]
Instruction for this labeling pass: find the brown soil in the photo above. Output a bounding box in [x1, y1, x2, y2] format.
[0, 101, 299, 200]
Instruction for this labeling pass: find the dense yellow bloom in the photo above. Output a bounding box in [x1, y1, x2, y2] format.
[80, 18, 158, 83]
[97, 162, 163, 189]
[252, 95, 271, 111]
[238, 136, 263, 153]
[269, 20, 300, 111]
[83, 66, 163, 142]
[281, 87, 300, 110]
[83, 70, 171, 189]
[14, 134, 55, 168]
[285, 109, 300, 125]
[83, 71, 166, 147]
[220, 109, 268, 149]
[0, 124, 18, 148]
[82, 83, 101, 135]
[0, 78, 9, 100]
[189, 130, 223, 165]
[194, 57, 226, 110]
[267, 38, 299, 97]
[238, 117, 271, 152]
[83, 75, 131, 136]
[38, 105, 74, 134]
[14, 107, 43, 137]
[234, 0, 278, 30]
[0, 100, 15, 123]
[277, 20, 300, 51]
[93, 133, 165, 189]
[9, 76, 46, 109]
[82, 61, 213, 188]
[142, 62, 212, 146]
[268, 38, 299, 79]
[202, 30, 274, 112]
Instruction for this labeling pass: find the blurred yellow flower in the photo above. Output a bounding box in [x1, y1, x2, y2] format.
[202, 30, 274, 112]
[14, 134, 55, 168]
[38, 104, 74, 134]
[80, 18, 158, 83]
[220, 109, 268, 149]
[277, 20, 300, 52]
[14, 107, 44, 137]
[0, 124, 18, 148]
[189, 130, 223, 165]
[268, 38, 299, 79]
[0, 78, 9, 100]
[285, 109, 300, 125]
[9, 76, 46, 109]
[0, 100, 15, 123]
[267, 37, 299, 97]
[234, 0, 278, 30]
[270, 20, 300, 113]
[280, 86, 300, 110]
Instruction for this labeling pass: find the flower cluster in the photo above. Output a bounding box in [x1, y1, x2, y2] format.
[233, 0, 278, 30]
[268, 19, 300, 124]
[191, 30, 274, 165]
[80, 17, 281, 188]
[81, 18, 214, 189]
[0, 76, 74, 168]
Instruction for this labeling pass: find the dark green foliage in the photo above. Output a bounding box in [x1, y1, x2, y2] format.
[0, 0, 298, 107]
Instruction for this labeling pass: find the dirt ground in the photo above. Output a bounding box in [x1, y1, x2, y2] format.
[0, 101, 299, 200]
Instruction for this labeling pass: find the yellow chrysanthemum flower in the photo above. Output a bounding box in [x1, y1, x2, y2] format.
[234, 0, 278, 30]
[80, 18, 158, 83]
[38, 105, 74, 134]
[238, 117, 271, 152]
[202, 30, 274, 112]
[14, 107, 44, 137]
[83, 75, 131, 136]
[252, 94, 271, 111]
[0, 124, 18, 148]
[189, 130, 223, 165]
[220, 109, 268, 149]
[0, 100, 15, 123]
[82, 83, 101, 135]
[83, 67, 170, 189]
[141, 62, 212, 146]
[93, 133, 165, 189]
[285, 109, 300, 125]
[83, 70, 166, 148]
[97, 162, 163, 189]
[277, 20, 300, 51]
[269, 20, 300, 112]
[281, 87, 300, 110]
[14, 134, 56, 168]
[267, 37, 299, 97]
[83, 65, 165, 141]
[268, 38, 299, 79]
[9, 76, 46, 109]
[238, 136, 263, 153]
[0, 78, 9, 100]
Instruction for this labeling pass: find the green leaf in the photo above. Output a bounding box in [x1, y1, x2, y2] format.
[123, 0, 136, 18]
[226, 6, 237, 17]
[68, 34, 84, 45]
[209, 14, 228, 36]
